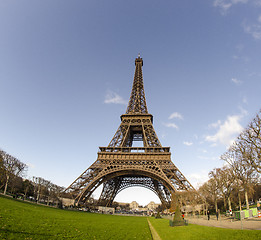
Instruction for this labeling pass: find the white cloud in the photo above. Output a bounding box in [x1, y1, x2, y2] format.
[243, 19, 261, 40]
[232, 0, 248, 2]
[26, 162, 35, 169]
[183, 141, 193, 146]
[232, 55, 250, 62]
[235, 44, 244, 52]
[214, 0, 232, 12]
[188, 171, 209, 188]
[161, 133, 166, 139]
[168, 112, 183, 120]
[104, 91, 127, 105]
[205, 114, 243, 146]
[210, 143, 218, 147]
[197, 148, 208, 153]
[163, 123, 179, 129]
[214, 1, 261, 39]
[165, 112, 183, 130]
[238, 106, 248, 116]
[213, 0, 248, 14]
[255, 0, 261, 6]
[197, 156, 219, 161]
[208, 120, 222, 129]
[231, 78, 242, 85]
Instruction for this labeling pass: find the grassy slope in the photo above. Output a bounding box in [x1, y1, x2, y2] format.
[149, 218, 261, 240]
[0, 195, 151, 240]
[1, 195, 261, 240]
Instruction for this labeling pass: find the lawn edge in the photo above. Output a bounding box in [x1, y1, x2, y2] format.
[147, 218, 162, 240]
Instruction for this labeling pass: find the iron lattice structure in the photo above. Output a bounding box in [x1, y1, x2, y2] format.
[65, 56, 195, 208]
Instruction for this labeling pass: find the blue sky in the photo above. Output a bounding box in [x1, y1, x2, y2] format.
[1, 0, 261, 206]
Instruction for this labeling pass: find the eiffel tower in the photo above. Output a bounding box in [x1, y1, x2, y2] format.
[65, 56, 194, 208]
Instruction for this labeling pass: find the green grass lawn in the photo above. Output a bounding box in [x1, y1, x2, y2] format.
[0, 195, 151, 239]
[1, 195, 261, 240]
[149, 217, 261, 240]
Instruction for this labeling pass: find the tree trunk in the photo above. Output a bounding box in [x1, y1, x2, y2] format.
[215, 198, 218, 213]
[223, 196, 226, 210]
[3, 174, 9, 195]
[37, 186, 41, 203]
[228, 197, 232, 211]
[24, 186, 29, 199]
[245, 191, 249, 210]
[239, 192, 242, 211]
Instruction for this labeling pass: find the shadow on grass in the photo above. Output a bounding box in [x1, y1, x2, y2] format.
[0, 228, 54, 237]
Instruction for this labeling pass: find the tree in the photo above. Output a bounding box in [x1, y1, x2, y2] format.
[32, 176, 64, 205]
[209, 166, 236, 211]
[49, 183, 65, 206]
[237, 110, 261, 175]
[32, 176, 46, 202]
[198, 183, 210, 215]
[22, 179, 34, 198]
[221, 144, 257, 210]
[169, 193, 177, 213]
[207, 170, 221, 213]
[156, 204, 163, 212]
[0, 150, 65, 206]
[0, 152, 5, 189]
[218, 166, 235, 211]
[0, 150, 27, 195]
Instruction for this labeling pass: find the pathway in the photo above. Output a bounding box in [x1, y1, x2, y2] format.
[184, 215, 261, 230]
[147, 218, 162, 240]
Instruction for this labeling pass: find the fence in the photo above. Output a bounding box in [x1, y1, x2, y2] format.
[234, 208, 258, 220]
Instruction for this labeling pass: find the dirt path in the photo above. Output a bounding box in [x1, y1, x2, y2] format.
[185, 215, 261, 230]
[147, 218, 162, 240]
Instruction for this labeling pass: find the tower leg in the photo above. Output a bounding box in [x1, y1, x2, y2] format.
[98, 178, 121, 207]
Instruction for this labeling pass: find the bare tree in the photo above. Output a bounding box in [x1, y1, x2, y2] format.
[222, 144, 257, 210]
[197, 183, 210, 215]
[22, 179, 34, 198]
[0, 152, 5, 189]
[32, 176, 46, 202]
[0, 150, 27, 195]
[32, 176, 65, 205]
[237, 110, 261, 175]
[218, 166, 235, 211]
[208, 169, 222, 213]
[48, 183, 65, 206]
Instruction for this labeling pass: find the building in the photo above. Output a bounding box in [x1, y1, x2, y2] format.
[98, 206, 115, 214]
[181, 204, 204, 214]
[60, 197, 75, 207]
[130, 201, 139, 210]
[146, 201, 160, 210]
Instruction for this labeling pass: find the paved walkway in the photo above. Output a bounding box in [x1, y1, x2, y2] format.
[147, 218, 162, 240]
[185, 215, 261, 230]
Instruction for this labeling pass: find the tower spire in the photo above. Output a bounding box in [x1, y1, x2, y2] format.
[125, 55, 148, 114]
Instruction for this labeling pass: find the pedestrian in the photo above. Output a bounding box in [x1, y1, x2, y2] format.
[216, 211, 219, 221]
[207, 210, 210, 220]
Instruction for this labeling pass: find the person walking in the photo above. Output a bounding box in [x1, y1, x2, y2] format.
[207, 210, 210, 220]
